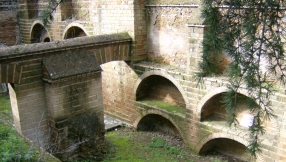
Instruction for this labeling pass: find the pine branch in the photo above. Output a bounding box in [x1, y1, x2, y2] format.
[200, 0, 285, 158]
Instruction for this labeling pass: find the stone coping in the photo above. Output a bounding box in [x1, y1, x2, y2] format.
[0, 32, 131, 59]
[43, 49, 101, 80]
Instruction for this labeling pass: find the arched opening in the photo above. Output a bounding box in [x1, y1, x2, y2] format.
[30, 23, 51, 43]
[64, 26, 87, 39]
[201, 92, 258, 126]
[43, 37, 50, 42]
[137, 114, 181, 137]
[136, 75, 186, 114]
[199, 138, 249, 161]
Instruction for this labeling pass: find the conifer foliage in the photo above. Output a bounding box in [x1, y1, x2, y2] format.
[199, 0, 286, 158]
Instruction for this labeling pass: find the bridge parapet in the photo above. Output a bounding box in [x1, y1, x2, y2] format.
[0, 33, 132, 84]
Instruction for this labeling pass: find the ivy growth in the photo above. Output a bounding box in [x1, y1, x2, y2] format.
[198, 0, 286, 159]
[39, 0, 63, 26]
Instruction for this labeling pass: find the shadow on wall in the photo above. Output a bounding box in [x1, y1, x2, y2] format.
[136, 75, 186, 108]
[31, 23, 50, 43]
[201, 93, 259, 123]
[199, 138, 249, 161]
[137, 114, 181, 137]
[64, 26, 87, 39]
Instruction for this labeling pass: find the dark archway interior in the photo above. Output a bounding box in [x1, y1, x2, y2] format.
[136, 75, 186, 108]
[137, 114, 181, 137]
[31, 24, 50, 43]
[199, 138, 249, 161]
[43, 37, 50, 42]
[64, 26, 87, 39]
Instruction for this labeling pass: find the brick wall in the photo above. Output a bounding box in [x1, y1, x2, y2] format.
[0, 34, 131, 159]
[101, 61, 139, 123]
[17, 0, 147, 61]
[146, 5, 201, 68]
[131, 62, 286, 161]
[17, 69, 48, 143]
[3, 0, 286, 161]
[136, 75, 186, 108]
[0, 0, 19, 46]
[45, 73, 104, 160]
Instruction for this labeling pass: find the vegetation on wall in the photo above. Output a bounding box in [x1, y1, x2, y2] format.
[39, 0, 62, 26]
[198, 0, 286, 158]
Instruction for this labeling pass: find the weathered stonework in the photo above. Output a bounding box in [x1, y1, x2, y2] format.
[0, 33, 132, 160]
[1, 0, 286, 161]
[0, 0, 19, 46]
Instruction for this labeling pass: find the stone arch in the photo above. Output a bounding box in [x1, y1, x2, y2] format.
[197, 86, 280, 151]
[197, 133, 252, 161]
[30, 21, 51, 43]
[196, 132, 250, 152]
[197, 133, 265, 161]
[62, 23, 89, 39]
[133, 70, 189, 109]
[196, 86, 251, 120]
[133, 109, 184, 139]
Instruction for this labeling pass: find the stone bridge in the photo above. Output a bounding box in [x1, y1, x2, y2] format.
[0, 33, 132, 159]
[1, 0, 286, 161]
[1, 30, 286, 162]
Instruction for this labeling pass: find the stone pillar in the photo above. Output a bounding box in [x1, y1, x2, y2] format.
[44, 73, 105, 160]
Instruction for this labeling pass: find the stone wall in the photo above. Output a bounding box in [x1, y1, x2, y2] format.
[2, 0, 286, 161]
[0, 34, 132, 160]
[145, 3, 203, 70]
[0, 0, 19, 46]
[16, 0, 147, 62]
[44, 73, 104, 160]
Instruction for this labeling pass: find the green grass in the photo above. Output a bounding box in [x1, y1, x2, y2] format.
[103, 130, 190, 162]
[0, 95, 11, 112]
[0, 124, 39, 161]
[0, 95, 60, 162]
[140, 100, 185, 114]
[0, 94, 39, 161]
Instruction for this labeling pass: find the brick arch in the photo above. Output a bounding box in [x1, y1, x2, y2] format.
[196, 86, 280, 134]
[196, 86, 250, 118]
[196, 132, 250, 152]
[133, 109, 185, 142]
[196, 132, 265, 162]
[30, 20, 51, 43]
[133, 70, 189, 109]
[62, 23, 89, 40]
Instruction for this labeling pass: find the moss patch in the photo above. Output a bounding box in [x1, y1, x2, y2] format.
[140, 100, 185, 114]
[104, 129, 186, 162]
[103, 127, 240, 162]
[0, 95, 60, 162]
